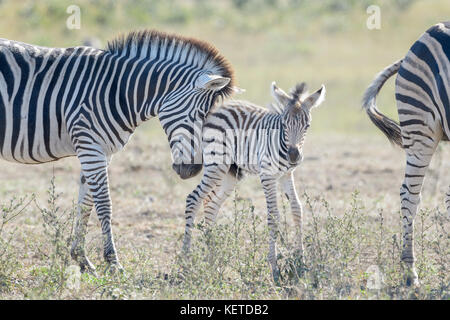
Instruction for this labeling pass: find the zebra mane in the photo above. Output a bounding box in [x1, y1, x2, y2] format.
[106, 29, 235, 97]
[268, 82, 309, 114]
[290, 82, 308, 102]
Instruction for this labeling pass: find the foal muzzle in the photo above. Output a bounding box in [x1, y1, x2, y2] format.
[288, 147, 303, 165]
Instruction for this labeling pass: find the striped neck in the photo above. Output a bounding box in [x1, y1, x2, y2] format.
[276, 115, 289, 158]
[93, 29, 236, 130]
[96, 30, 235, 167]
[90, 49, 209, 134]
[260, 113, 289, 162]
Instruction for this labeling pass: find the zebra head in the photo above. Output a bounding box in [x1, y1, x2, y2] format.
[107, 30, 235, 180]
[162, 72, 233, 180]
[271, 82, 326, 165]
[109, 31, 237, 180]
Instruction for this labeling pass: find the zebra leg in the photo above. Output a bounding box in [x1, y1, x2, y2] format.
[280, 172, 304, 257]
[71, 173, 96, 275]
[400, 138, 438, 286]
[445, 187, 450, 217]
[183, 164, 227, 253]
[260, 174, 281, 282]
[203, 173, 237, 227]
[203, 186, 220, 226]
[78, 154, 122, 273]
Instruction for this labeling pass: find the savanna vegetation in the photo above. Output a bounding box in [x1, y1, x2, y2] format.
[0, 0, 448, 299]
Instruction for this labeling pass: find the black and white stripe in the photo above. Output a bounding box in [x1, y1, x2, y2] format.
[0, 30, 235, 273]
[182, 82, 325, 280]
[363, 21, 450, 286]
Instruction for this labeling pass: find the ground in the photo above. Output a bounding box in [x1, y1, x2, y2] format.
[0, 125, 448, 299]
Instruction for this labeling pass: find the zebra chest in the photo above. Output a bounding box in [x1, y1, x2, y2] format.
[68, 106, 136, 157]
[235, 161, 290, 180]
[86, 130, 134, 156]
[231, 144, 289, 177]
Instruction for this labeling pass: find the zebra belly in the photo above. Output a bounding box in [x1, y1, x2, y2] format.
[0, 126, 76, 164]
[0, 41, 82, 164]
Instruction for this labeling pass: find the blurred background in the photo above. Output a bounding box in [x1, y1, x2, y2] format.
[1, 0, 449, 135]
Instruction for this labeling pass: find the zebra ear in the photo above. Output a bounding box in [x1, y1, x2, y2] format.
[196, 74, 231, 91]
[271, 82, 291, 106]
[302, 85, 326, 111]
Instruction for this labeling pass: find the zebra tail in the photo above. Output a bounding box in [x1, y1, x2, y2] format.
[362, 59, 404, 148]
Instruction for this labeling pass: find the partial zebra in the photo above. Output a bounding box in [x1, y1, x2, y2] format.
[183, 82, 325, 280]
[0, 30, 235, 274]
[363, 21, 450, 286]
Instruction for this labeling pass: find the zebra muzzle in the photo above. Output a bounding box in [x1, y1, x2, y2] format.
[288, 147, 303, 165]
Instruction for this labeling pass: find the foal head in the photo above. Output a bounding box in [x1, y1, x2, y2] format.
[271, 82, 326, 166]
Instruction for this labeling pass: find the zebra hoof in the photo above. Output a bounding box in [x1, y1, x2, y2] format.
[272, 267, 281, 285]
[80, 262, 98, 278]
[405, 271, 420, 288]
[405, 270, 419, 287]
[401, 259, 419, 287]
[292, 254, 305, 279]
[73, 253, 97, 277]
[104, 262, 124, 276]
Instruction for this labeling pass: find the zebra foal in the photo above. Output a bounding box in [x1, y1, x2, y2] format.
[182, 82, 326, 280]
[363, 21, 449, 286]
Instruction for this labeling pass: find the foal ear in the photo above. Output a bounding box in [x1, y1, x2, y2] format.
[271, 81, 291, 106]
[196, 74, 231, 91]
[302, 85, 326, 111]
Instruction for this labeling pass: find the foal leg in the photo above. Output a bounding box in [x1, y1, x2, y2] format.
[183, 164, 228, 253]
[71, 173, 96, 274]
[280, 171, 304, 257]
[199, 173, 237, 264]
[260, 174, 281, 281]
[203, 173, 238, 227]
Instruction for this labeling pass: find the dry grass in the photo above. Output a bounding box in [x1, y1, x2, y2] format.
[0, 128, 448, 299]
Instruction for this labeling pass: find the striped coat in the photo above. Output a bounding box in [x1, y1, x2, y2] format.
[363, 21, 450, 286]
[182, 82, 326, 280]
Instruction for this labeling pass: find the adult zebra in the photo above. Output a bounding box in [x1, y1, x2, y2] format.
[362, 22, 449, 286]
[0, 30, 235, 274]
